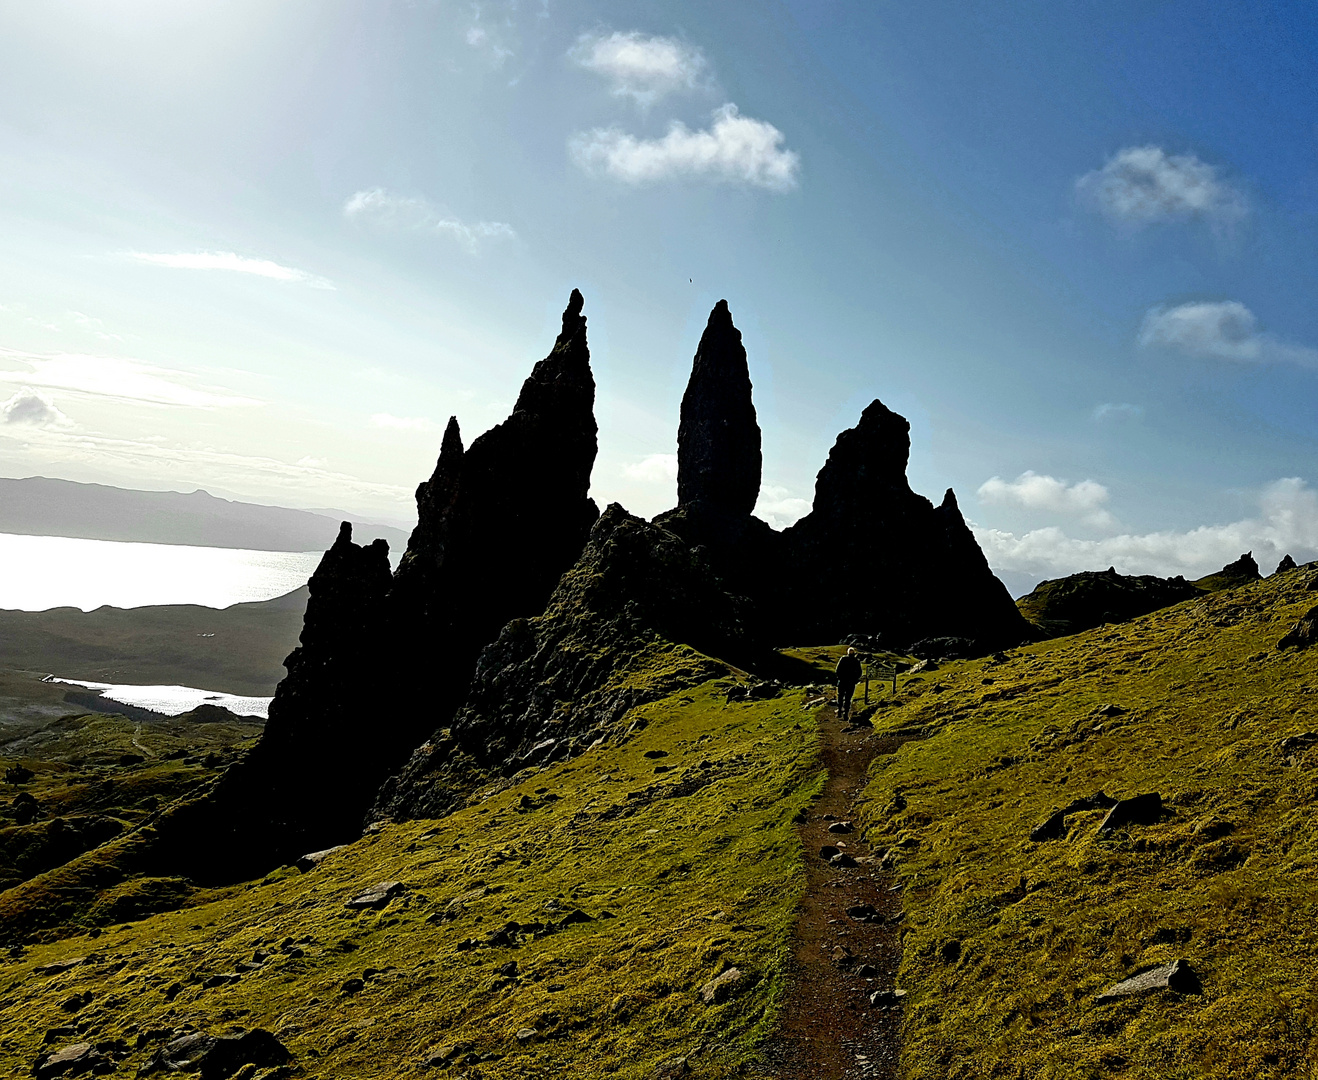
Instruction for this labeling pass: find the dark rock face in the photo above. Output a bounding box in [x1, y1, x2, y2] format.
[781, 401, 1031, 651]
[1194, 552, 1262, 593]
[1279, 604, 1318, 650]
[374, 505, 749, 822]
[1016, 566, 1204, 639]
[182, 291, 600, 878]
[1275, 554, 1298, 574]
[676, 300, 761, 516]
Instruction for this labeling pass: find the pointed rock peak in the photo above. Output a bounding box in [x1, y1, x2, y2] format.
[441, 415, 463, 458]
[940, 488, 959, 512]
[551, 289, 587, 356]
[335, 521, 353, 547]
[675, 300, 761, 516]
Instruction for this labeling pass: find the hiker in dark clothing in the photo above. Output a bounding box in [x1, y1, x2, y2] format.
[835, 647, 862, 722]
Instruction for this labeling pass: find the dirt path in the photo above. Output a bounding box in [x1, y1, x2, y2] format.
[764, 699, 915, 1079]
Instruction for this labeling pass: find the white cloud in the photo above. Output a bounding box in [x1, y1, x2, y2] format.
[343, 188, 516, 252]
[0, 350, 262, 409]
[1, 387, 73, 429]
[1093, 402, 1144, 422]
[570, 103, 800, 191]
[978, 471, 1113, 527]
[571, 31, 707, 106]
[1138, 301, 1318, 366]
[465, 22, 512, 65]
[974, 477, 1318, 583]
[370, 413, 435, 431]
[128, 251, 334, 289]
[622, 452, 677, 483]
[755, 483, 811, 530]
[1076, 146, 1245, 227]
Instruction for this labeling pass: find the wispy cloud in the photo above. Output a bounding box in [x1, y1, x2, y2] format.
[974, 477, 1318, 582]
[571, 31, 707, 106]
[465, 23, 513, 66]
[754, 483, 811, 530]
[0, 350, 262, 409]
[1, 387, 73, 429]
[343, 188, 516, 253]
[1076, 146, 1245, 227]
[128, 251, 335, 289]
[1139, 301, 1318, 365]
[1093, 402, 1144, 422]
[370, 412, 435, 431]
[622, 452, 677, 483]
[978, 471, 1113, 527]
[570, 103, 800, 190]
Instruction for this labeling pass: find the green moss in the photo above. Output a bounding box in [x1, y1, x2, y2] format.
[861, 569, 1318, 1079]
[0, 678, 821, 1079]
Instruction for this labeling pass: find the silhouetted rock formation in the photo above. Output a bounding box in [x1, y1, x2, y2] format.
[1275, 554, 1298, 575]
[374, 505, 750, 822]
[1194, 552, 1262, 593]
[781, 400, 1030, 651]
[676, 300, 761, 516]
[182, 292, 601, 877]
[1016, 566, 1203, 639]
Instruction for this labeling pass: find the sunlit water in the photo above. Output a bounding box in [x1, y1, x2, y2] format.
[0, 532, 325, 611]
[50, 677, 271, 719]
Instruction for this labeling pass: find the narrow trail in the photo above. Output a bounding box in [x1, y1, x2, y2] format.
[765, 696, 919, 1079]
[131, 723, 153, 758]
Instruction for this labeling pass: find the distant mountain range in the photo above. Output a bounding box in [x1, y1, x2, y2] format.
[0, 477, 412, 553]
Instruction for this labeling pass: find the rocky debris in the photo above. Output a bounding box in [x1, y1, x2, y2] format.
[830, 852, 859, 868]
[201, 973, 241, 989]
[869, 988, 907, 1009]
[724, 679, 785, 702]
[295, 846, 346, 873]
[699, 967, 744, 1005]
[1276, 554, 1298, 574]
[846, 903, 882, 923]
[1098, 792, 1162, 835]
[827, 821, 854, 834]
[1279, 605, 1318, 650]
[514, 1028, 538, 1045]
[1195, 552, 1263, 593]
[855, 964, 880, 978]
[373, 506, 750, 822]
[783, 402, 1029, 652]
[1095, 959, 1201, 1003]
[1030, 792, 1119, 842]
[675, 299, 762, 517]
[137, 1029, 291, 1079]
[1279, 732, 1318, 755]
[341, 978, 364, 995]
[819, 844, 841, 861]
[423, 1042, 473, 1067]
[344, 881, 405, 909]
[1016, 566, 1204, 640]
[33, 956, 86, 975]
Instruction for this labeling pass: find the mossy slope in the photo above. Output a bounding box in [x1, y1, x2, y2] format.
[1, 677, 820, 1079]
[863, 563, 1318, 1079]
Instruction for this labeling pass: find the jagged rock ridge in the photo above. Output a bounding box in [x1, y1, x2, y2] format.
[1016, 566, 1204, 639]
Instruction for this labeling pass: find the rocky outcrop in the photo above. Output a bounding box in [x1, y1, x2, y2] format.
[781, 400, 1030, 651]
[182, 291, 601, 878]
[1016, 566, 1204, 639]
[1275, 554, 1298, 574]
[676, 300, 761, 516]
[1194, 552, 1262, 593]
[373, 505, 750, 822]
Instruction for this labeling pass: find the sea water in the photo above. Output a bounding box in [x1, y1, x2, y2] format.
[0, 532, 324, 611]
[50, 677, 272, 719]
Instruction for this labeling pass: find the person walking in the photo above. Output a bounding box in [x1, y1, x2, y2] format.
[835, 647, 863, 723]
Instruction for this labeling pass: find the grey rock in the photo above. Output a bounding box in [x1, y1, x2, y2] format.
[827, 820, 853, 834]
[1095, 959, 1201, 1003]
[345, 880, 405, 909]
[295, 846, 346, 873]
[514, 1029, 538, 1045]
[699, 967, 744, 1005]
[829, 853, 859, 868]
[33, 957, 86, 976]
[33, 1042, 102, 1079]
[869, 988, 907, 1008]
[137, 1029, 290, 1079]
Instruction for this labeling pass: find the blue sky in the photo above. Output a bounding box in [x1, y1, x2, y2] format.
[0, 0, 1315, 594]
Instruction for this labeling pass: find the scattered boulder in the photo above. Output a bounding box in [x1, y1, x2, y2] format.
[845, 903, 881, 923]
[13, 791, 40, 825]
[5, 764, 34, 785]
[33, 957, 86, 976]
[830, 853, 859, 868]
[1280, 732, 1318, 755]
[514, 1028, 538, 1045]
[1095, 959, 1201, 1003]
[869, 988, 907, 1008]
[818, 844, 840, 861]
[1030, 792, 1119, 842]
[137, 1029, 291, 1079]
[423, 1042, 473, 1067]
[1279, 605, 1318, 650]
[698, 967, 744, 1005]
[827, 820, 853, 834]
[32, 1042, 105, 1079]
[344, 881, 405, 909]
[295, 846, 346, 873]
[1098, 792, 1162, 835]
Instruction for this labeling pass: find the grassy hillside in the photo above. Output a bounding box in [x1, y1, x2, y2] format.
[0, 676, 823, 1079]
[0, 587, 306, 698]
[862, 563, 1318, 1079]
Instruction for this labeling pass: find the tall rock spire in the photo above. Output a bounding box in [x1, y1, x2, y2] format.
[675, 300, 762, 516]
